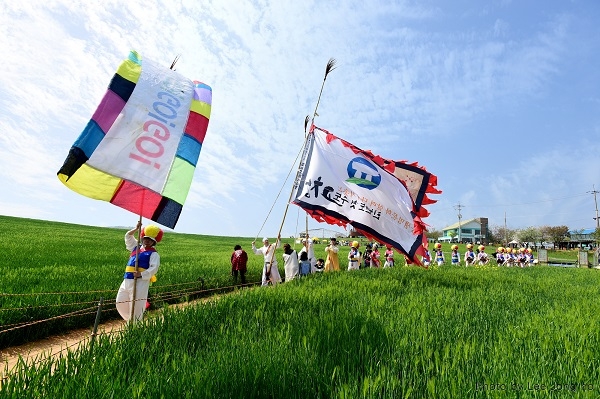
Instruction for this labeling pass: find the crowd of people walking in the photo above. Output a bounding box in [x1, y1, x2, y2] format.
[229, 238, 540, 286]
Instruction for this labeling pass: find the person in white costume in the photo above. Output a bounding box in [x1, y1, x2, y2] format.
[433, 243, 445, 266]
[464, 243, 476, 267]
[477, 245, 489, 265]
[252, 237, 282, 286]
[282, 242, 299, 282]
[116, 221, 162, 322]
[347, 241, 362, 270]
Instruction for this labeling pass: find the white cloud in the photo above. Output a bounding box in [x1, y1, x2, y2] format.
[0, 0, 599, 237]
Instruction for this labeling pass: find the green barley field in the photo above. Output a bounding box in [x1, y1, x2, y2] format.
[1, 215, 600, 398]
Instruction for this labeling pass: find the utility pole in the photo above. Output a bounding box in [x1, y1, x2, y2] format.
[454, 203, 463, 243]
[589, 185, 600, 229]
[504, 211, 507, 245]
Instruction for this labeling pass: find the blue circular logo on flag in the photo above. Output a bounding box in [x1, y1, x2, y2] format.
[346, 157, 381, 190]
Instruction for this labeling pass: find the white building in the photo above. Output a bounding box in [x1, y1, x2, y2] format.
[439, 217, 489, 244]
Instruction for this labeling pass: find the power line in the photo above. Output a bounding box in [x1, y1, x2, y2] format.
[463, 192, 589, 209]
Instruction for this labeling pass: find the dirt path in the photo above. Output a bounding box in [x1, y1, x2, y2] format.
[1, 318, 126, 380]
[0, 290, 238, 381]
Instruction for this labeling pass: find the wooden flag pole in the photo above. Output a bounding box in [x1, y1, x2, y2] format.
[304, 58, 337, 251]
[266, 59, 337, 276]
[129, 214, 143, 323]
[129, 55, 179, 319]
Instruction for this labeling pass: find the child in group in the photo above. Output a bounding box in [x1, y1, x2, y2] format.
[525, 248, 536, 266]
[434, 243, 445, 266]
[315, 258, 325, 272]
[348, 241, 362, 270]
[299, 251, 312, 276]
[477, 245, 489, 265]
[421, 244, 431, 268]
[450, 244, 460, 265]
[464, 243, 475, 267]
[505, 248, 516, 266]
[496, 247, 506, 266]
[517, 248, 527, 268]
[383, 245, 395, 268]
[363, 243, 372, 269]
[370, 243, 382, 268]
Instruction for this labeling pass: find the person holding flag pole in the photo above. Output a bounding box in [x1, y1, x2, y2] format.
[252, 237, 282, 286]
[116, 219, 163, 322]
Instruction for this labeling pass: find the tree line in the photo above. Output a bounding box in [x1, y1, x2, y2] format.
[427, 226, 600, 248]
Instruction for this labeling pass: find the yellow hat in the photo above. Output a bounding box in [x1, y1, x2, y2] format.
[451, 244, 458, 250]
[352, 241, 359, 248]
[141, 225, 163, 243]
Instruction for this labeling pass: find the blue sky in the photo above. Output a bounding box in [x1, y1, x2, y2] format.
[1, 0, 599, 238]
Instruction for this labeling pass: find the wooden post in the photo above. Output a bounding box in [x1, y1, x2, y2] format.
[89, 297, 104, 351]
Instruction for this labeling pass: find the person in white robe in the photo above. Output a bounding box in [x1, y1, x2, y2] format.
[252, 237, 282, 286]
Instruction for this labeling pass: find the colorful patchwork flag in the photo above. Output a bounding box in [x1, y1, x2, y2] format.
[57, 51, 212, 228]
[292, 125, 440, 263]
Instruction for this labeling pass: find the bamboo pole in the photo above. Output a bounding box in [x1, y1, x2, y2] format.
[304, 58, 336, 251]
[268, 59, 337, 276]
[129, 215, 143, 323]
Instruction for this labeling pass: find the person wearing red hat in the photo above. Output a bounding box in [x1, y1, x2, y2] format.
[116, 221, 163, 322]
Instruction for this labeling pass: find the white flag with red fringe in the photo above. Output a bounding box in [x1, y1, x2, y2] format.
[292, 125, 440, 264]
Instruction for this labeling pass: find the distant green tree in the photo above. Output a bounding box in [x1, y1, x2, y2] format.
[427, 229, 442, 241]
[539, 225, 551, 244]
[546, 226, 570, 248]
[518, 226, 541, 247]
[491, 225, 517, 245]
[593, 227, 600, 243]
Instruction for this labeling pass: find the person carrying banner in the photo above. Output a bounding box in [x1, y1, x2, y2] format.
[116, 221, 162, 322]
[282, 243, 300, 281]
[252, 237, 282, 286]
[324, 237, 340, 271]
[231, 244, 248, 284]
[347, 241, 362, 270]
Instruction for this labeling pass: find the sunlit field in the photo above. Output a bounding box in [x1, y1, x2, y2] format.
[1, 215, 599, 398]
